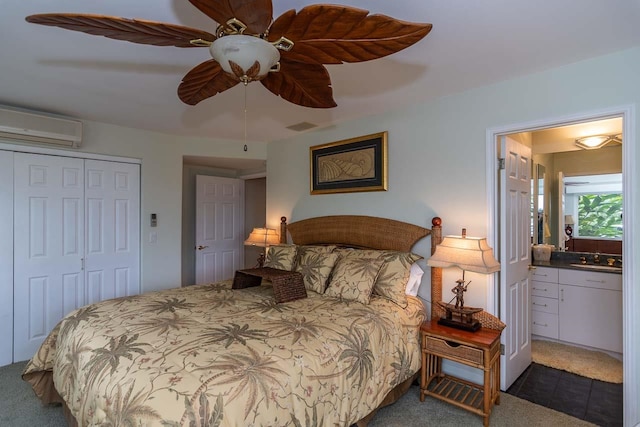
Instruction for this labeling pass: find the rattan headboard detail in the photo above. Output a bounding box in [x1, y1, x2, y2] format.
[279, 215, 443, 318]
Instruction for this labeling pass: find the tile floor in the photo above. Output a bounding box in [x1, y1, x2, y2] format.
[506, 363, 623, 426]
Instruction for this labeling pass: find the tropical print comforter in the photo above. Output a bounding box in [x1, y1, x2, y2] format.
[23, 280, 425, 426]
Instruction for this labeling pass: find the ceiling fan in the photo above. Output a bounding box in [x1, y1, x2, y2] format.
[26, 0, 432, 109]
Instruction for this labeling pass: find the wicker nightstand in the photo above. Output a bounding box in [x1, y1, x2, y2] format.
[420, 320, 502, 427]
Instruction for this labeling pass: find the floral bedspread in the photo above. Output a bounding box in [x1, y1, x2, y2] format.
[23, 280, 425, 426]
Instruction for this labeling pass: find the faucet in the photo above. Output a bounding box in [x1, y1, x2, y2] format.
[593, 253, 600, 264]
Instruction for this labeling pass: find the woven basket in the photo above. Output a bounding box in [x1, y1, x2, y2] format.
[234, 268, 306, 303]
[232, 270, 262, 289]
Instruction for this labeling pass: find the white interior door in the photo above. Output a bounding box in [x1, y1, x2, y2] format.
[13, 152, 85, 362]
[84, 160, 140, 304]
[499, 135, 532, 390]
[195, 175, 244, 284]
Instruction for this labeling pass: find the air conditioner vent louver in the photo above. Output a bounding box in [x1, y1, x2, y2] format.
[0, 107, 82, 148]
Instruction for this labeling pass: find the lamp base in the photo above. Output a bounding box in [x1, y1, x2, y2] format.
[437, 317, 481, 332]
[437, 301, 483, 332]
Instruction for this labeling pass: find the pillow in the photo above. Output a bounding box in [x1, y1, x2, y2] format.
[405, 263, 425, 296]
[324, 257, 384, 304]
[333, 248, 382, 260]
[264, 244, 297, 271]
[373, 251, 423, 307]
[293, 244, 336, 270]
[294, 250, 340, 294]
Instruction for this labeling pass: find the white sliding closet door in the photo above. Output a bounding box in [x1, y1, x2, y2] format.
[84, 160, 140, 304]
[0, 150, 14, 366]
[12, 153, 141, 363]
[13, 153, 85, 361]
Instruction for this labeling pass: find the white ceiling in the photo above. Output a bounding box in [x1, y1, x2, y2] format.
[2, 1, 640, 143]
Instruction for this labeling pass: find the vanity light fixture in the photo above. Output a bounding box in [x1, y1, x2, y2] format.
[575, 134, 622, 150]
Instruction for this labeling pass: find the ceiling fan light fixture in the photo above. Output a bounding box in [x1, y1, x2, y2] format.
[575, 134, 622, 150]
[210, 35, 280, 83]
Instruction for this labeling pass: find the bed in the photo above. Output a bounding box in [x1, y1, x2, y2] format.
[23, 215, 443, 427]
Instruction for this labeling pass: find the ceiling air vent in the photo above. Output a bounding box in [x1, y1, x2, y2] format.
[286, 122, 317, 132]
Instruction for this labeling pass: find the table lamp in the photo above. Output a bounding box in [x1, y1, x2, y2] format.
[564, 215, 575, 237]
[427, 229, 500, 331]
[244, 227, 280, 267]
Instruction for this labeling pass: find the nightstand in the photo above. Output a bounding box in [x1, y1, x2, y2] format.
[420, 320, 502, 427]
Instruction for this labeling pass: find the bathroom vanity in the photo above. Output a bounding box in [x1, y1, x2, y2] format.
[531, 257, 622, 354]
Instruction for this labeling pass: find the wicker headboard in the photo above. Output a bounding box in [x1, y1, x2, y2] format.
[279, 215, 443, 317]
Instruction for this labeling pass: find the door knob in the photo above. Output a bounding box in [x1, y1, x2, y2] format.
[196, 245, 209, 250]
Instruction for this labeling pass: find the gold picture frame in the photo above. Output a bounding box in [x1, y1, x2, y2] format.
[310, 131, 388, 195]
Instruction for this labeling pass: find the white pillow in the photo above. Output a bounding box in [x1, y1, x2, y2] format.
[405, 263, 424, 296]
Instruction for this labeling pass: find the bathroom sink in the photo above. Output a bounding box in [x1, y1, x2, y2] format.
[569, 263, 622, 272]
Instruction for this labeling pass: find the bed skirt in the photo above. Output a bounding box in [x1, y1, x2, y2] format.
[24, 369, 419, 427]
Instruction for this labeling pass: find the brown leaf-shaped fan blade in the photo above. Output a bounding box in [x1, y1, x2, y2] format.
[178, 60, 240, 105]
[188, 0, 272, 34]
[268, 5, 432, 64]
[26, 14, 216, 47]
[260, 59, 336, 108]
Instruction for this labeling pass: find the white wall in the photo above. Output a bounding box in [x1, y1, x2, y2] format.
[266, 47, 640, 425]
[72, 121, 267, 293]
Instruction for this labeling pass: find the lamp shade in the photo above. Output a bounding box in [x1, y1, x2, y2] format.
[564, 215, 575, 225]
[427, 235, 500, 274]
[210, 35, 280, 82]
[244, 228, 279, 247]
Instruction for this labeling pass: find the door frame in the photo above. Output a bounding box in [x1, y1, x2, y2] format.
[485, 105, 636, 424]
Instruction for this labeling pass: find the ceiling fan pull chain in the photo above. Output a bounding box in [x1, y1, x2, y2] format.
[244, 84, 248, 151]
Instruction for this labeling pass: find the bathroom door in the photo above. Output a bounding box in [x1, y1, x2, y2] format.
[499, 135, 532, 390]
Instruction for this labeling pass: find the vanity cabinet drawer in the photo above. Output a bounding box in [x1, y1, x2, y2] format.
[532, 281, 558, 299]
[531, 267, 559, 283]
[532, 295, 558, 314]
[558, 269, 622, 291]
[532, 311, 559, 339]
[424, 335, 484, 366]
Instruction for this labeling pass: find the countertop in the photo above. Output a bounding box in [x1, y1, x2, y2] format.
[532, 251, 622, 274]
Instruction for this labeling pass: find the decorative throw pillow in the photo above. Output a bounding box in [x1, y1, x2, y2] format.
[294, 250, 339, 294]
[333, 248, 383, 261]
[325, 257, 384, 304]
[373, 251, 423, 307]
[264, 244, 297, 271]
[293, 245, 336, 270]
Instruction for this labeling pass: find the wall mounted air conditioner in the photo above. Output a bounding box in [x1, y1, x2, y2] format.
[0, 107, 82, 148]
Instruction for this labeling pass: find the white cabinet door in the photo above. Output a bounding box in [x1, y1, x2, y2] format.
[559, 284, 623, 353]
[84, 160, 140, 304]
[13, 153, 85, 362]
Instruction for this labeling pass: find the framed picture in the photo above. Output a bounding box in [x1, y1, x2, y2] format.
[310, 131, 388, 195]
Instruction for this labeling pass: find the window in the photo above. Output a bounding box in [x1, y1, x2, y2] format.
[564, 174, 622, 239]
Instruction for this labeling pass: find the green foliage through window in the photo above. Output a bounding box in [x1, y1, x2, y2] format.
[577, 194, 623, 238]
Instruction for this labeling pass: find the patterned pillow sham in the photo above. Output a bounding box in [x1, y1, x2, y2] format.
[331, 248, 423, 307]
[294, 249, 339, 294]
[374, 251, 423, 307]
[324, 257, 384, 304]
[264, 244, 298, 271]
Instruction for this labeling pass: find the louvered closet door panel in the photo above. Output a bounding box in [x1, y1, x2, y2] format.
[84, 160, 140, 304]
[13, 153, 85, 362]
